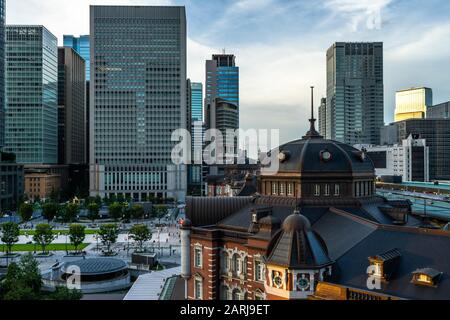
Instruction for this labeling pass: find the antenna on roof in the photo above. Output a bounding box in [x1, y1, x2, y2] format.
[302, 86, 323, 139]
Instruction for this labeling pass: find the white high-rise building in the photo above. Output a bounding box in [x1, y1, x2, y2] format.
[89, 6, 187, 201]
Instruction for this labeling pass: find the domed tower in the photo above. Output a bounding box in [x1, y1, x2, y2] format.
[260, 87, 375, 201]
[264, 208, 334, 300]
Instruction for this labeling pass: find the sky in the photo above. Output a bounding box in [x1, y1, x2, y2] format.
[6, 0, 450, 144]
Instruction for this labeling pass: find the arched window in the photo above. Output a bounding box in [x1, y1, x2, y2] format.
[194, 275, 203, 300]
[232, 253, 239, 275]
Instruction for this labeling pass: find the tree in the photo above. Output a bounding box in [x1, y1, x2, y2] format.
[49, 286, 83, 300]
[131, 204, 144, 221]
[42, 202, 58, 223]
[153, 205, 168, 224]
[0, 222, 20, 255]
[108, 202, 123, 221]
[87, 202, 100, 223]
[19, 202, 34, 223]
[33, 224, 55, 254]
[63, 203, 80, 223]
[129, 224, 151, 252]
[69, 224, 86, 254]
[98, 224, 119, 254]
[0, 253, 42, 300]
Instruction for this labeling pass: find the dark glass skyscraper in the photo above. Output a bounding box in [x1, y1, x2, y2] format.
[90, 6, 187, 200]
[63, 35, 90, 81]
[0, 0, 5, 149]
[326, 42, 384, 145]
[5, 26, 58, 164]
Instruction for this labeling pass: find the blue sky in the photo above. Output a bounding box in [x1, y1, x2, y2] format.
[7, 0, 450, 143]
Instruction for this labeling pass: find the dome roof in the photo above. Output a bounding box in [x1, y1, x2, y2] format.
[264, 137, 374, 176]
[266, 209, 333, 269]
[61, 258, 127, 276]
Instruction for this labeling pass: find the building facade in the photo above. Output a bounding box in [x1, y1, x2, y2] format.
[58, 47, 86, 165]
[0, 152, 24, 212]
[381, 119, 450, 181]
[355, 134, 429, 182]
[394, 87, 432, 122]
[0, 0, 5, 149]
[89, 6, 187, 201]
[5, 25, 58, 164]
[427, 101, 450, 119]
[24, 170, 61, 202]
[181, 97, 450, 301]
[326, 42, 384, 145]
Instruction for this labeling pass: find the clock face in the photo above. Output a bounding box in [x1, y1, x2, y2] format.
[297, 277, 310, 290]
[321, 150, 332, 162]
[273, 276, 283, 288]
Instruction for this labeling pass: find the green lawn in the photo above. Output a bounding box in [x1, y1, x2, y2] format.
[19, 229, 98, 236]
[2, 243, 90, 252]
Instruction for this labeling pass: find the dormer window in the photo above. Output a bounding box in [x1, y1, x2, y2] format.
[411, 268, 443, 287]
[368, 248, 401, 282]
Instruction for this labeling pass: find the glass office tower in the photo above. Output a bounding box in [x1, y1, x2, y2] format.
[326, 42, 384, 145]
[5, 26, 58, 164]
[394, 87, 432, 122]
[63, 35, 90, 81]
[0, 0, 5, 149]
[89, 6, 187, 200]
[189, 82, 203, 190]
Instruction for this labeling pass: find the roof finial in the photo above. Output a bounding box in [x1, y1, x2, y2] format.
[303, 86, 323, 139]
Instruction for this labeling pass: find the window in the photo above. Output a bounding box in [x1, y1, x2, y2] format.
[271, 182, 278, 195]
[334, 184, 340, 196]
[194, 277, 203, 300]
[254, 260, 265, 282]
[194, 247, 202, 268]
[314, 184, 320, 196]
[287, 183, 294, 196]
[324, 184, 330, 196]
[279, 183, 286, 195]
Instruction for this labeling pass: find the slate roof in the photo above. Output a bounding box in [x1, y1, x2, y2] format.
[329, 228, 450, 300]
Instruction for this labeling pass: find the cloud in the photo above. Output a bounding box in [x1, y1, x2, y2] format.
[324, 0, 392, 31]
[6, 0, 172, 44]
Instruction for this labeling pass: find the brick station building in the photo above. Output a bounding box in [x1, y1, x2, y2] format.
[180, 91, 450, 300]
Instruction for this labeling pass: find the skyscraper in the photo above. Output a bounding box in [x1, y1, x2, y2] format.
[318, 97, 326, 137]
[326, 42, 384, 145]
[394, 87, 432, 122]
[89, 6, 187, 200]
[63, 35, 90, 81]
[188, 82, 203, 195]
[0, 0, 5, 149]
[5, 26, 58, 164]
[57, 47, 86, 165]
[63, 34, 91, 168]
